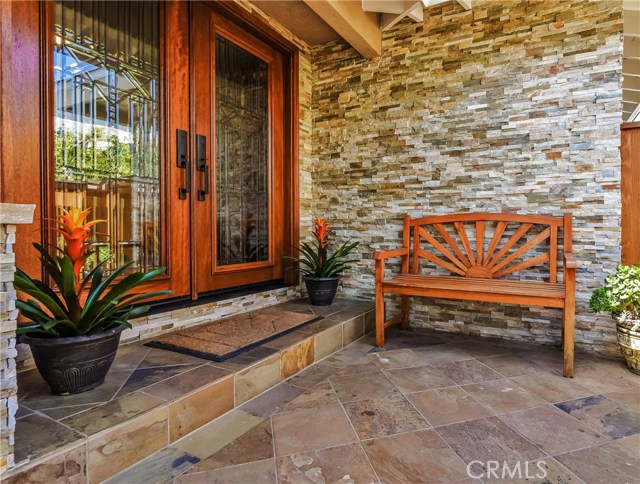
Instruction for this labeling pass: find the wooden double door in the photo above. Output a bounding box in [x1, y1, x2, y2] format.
[158, 1, 288, 298]
[4, 0, 296, 300]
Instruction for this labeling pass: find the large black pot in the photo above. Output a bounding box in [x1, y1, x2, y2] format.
[22, 326, 124, 395]
[304, 276, 340, 306]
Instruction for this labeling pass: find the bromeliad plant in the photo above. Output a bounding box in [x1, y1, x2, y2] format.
[589, 264, 640, 324]
[293, 218, 359, 278]
[15, 207, 170, 337]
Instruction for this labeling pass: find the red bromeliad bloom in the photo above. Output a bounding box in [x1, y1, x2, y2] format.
[313, 217, 329, 249]
[52, 207, 105, 292]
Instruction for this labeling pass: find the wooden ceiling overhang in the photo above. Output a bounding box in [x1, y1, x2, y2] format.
[251, 0, 472, 58]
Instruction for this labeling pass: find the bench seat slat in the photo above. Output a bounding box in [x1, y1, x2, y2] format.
[382, 275, 565, 306]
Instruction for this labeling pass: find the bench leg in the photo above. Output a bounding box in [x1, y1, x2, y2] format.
[562, 307, 575, 378]
[401, 296, 410, 330]
[375, 289, 385, 347]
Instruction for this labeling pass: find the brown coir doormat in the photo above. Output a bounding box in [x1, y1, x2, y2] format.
[146, 308, 322, 362]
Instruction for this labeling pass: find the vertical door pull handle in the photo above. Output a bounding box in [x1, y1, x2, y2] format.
[176, 129, 190, 200]
[196, 134, 209, 201]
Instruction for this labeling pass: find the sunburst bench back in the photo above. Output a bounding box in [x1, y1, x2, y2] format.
[373, 213, 576, 377]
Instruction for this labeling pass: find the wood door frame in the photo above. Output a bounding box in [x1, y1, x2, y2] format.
[191, 4, 286, 294]
[197, 1, 300, 290]
[38, 0, 192, 298]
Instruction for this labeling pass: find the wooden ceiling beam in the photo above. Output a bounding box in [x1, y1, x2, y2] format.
[303, 0, 382, 57]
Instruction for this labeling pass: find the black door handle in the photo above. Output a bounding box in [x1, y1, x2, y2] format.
[196, 134, 209, 201]
[176, 129, 190, 200]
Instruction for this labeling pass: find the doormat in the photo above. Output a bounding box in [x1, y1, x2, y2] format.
[146, 307, 322, 362]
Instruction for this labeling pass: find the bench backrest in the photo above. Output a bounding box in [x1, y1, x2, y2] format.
[402, 213, 572, 283]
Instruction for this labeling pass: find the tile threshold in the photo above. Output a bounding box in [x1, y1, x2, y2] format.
[4, 299, 374, 483]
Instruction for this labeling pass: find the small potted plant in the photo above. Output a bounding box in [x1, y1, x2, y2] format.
[16, 207, 170, 395]
[291, 217, 359, 306]
[589, 264, 640, 375]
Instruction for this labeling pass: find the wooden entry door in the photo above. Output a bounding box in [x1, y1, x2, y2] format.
[191, 3, 285, 294]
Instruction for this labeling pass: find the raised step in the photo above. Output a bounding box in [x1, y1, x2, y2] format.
[3, 298, 374, 483]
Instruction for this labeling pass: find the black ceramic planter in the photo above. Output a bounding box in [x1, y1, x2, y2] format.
[22, 326, 124, 395]
[304, 276, 340, 306]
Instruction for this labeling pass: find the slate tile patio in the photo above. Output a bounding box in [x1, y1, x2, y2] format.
[98, 326, 640, 483]
[12, 312, 640, 483]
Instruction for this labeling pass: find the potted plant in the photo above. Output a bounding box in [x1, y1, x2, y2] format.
[589, 264, 640, 375]
[15, 207, 170, 395]
[290, 217, 359, 306]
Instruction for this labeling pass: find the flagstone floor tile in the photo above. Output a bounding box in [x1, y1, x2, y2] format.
[276, 443, 377, 484]
[383, 364, 456, 393]
[271, 404, 358, 456]
[477, 354, 542, 377]
[60, 391, 164, 436]
[437, 416, 546, 475]
[277, 381, 340, 413]
[362, 429, 470, 483]
[329, 371, 401, 403]
[238, 382, 306, 418]
[368, 348, 426, 370]
[555, 394, 640, 439]
[175, 459, 276, 484]
[510, 370, 595, 403]
[500, 405, 608, 454]
[411, 345, 474, 365]
[434, 359, 504, 385]
[185, 419, 273, 474]
[555, 438, 640, 484]
[462, 378, 547, 414]
[343, 393, 429, 439]
[14, 414, 84, 462]
[406, 386, 493, 426]
[603, 387, 640, 410]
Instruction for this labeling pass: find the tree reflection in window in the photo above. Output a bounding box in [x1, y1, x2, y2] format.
[53, 1, 161, 274]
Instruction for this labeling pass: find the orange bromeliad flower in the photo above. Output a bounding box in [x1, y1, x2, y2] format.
[52, 207, 105, 291]
[313, 217, 329, 249]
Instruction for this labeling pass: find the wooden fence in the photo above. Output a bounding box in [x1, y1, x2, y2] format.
[622, 122, 640, 265]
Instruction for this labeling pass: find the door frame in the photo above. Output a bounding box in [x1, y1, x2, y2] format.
[191, 3, 288, 294]
[191, 1, 300, 297]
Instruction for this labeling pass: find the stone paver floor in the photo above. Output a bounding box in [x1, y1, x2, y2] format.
[110, 328, 640, 484]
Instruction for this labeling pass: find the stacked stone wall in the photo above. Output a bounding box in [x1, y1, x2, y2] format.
[0, 204, 34, 473]
[310, 0, 623, 354]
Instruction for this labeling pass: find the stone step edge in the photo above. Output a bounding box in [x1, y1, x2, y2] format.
[3, 307, 375, 482]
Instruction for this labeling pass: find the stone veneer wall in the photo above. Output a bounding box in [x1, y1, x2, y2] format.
[310, 0, 623, 354]
[0, 204, 35, 473]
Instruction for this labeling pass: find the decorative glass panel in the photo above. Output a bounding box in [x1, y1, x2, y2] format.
[53, 1, 161, 274]
[216, 35, 269, 266]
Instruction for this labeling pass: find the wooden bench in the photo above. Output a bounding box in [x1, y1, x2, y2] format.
[373, 213, 577, 377]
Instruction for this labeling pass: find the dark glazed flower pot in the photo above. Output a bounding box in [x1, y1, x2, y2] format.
[22, 326, 124, 395]
[304, 276, 340, 306]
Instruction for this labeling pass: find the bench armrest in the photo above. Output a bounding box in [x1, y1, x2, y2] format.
[564, 253, 577, 270]
[373, 248, 409, 260]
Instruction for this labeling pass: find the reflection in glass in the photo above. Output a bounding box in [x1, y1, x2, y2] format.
[53, 1, 161, 274]
[216, 35, 269, 266]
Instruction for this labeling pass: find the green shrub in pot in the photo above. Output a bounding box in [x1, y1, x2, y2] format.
[589, 264, 640, 374]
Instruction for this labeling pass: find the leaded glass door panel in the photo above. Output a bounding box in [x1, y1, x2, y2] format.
[192, 4, 284, 294]
[51, 1, 191, 297]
